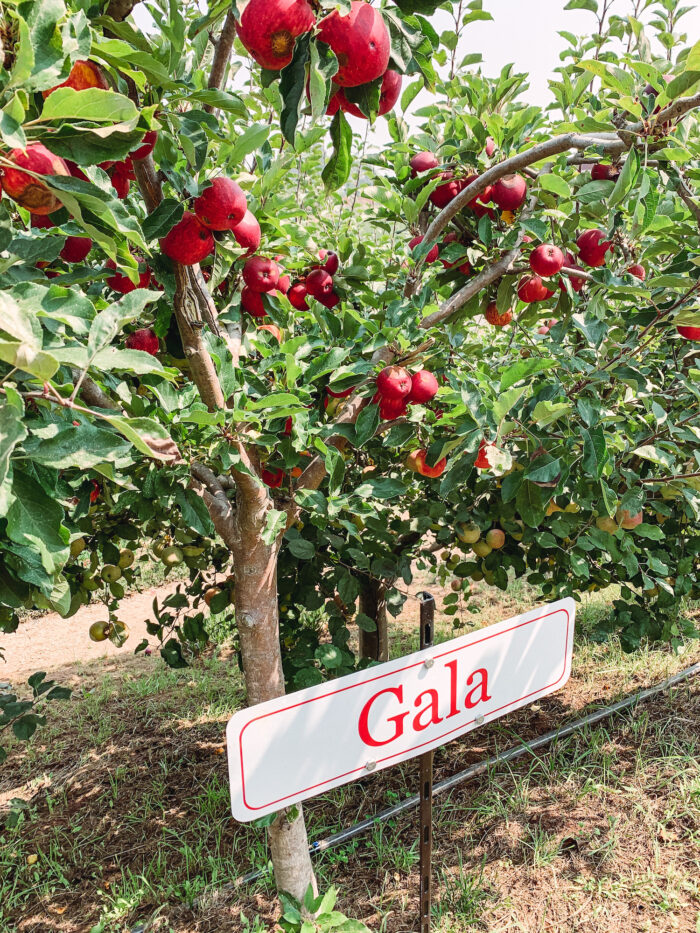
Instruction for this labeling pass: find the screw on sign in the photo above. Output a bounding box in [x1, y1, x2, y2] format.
[226, 597, 576, 926]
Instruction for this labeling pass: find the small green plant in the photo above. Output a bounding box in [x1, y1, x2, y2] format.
[278, 886, 372, 932]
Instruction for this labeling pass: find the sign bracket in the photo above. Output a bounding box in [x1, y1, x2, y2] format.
[419, 591, 435, 933]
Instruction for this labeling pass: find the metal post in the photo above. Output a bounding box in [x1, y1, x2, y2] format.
[419, 592, 435, 933]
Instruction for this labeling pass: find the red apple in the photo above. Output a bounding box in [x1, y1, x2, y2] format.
[319, 290, 340, 309]
[305, 267, 334, 301]
[409, 235, 438, 264]
[277, 274, 291, 295]
[1, 143, 70, 214]
[131, 130, 158, 161]
[339, 69, 401, 118]
[242, 256, 280, 293]
[429, 172, 463, 208]
[628, 263, 646, 280]
[194, 176, 247, 231]
[262, 467, 285, 488]
[407, 370, 438, 404]
[106, 260, 152, 294]
[125, 327, 159, 356]
[323, 251, 339, 274]
[677, 325, 700, 341]
[577, 229, 612, 267]
[517, 275, 554, 303]
[559, 252, 586, 293]
[474, 439, 493, 469]
[110, 163, 131, 199]
[491, 174, 527, 211]
[484, 302, 513, 327]
[160, 211, 214, 266]
[30, 213, 56, 230]
[485, 137, 496, 157]
[237, 0, 315, 71]
[318, 1, 390, 88]
[529, 244, 564, 277]
[379, 395, 408, 421]
[407, 449, 446, 478]
[43, 59, 109, 98]
[410, 151, 439, 177]
[241, 286, 267, 318]
[60, 236, 92, 263]
[231, 210, 261, 254]
[258, 323, 281, 342]
[591, 162, 619, 181]
[376, 365, 412, 401]
[288, 282, 309, 310]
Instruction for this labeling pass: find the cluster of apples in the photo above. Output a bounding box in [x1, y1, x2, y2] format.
[410, 150, 526, 217]
[237, 0, 401, 120]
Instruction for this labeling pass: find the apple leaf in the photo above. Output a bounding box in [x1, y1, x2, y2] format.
[280, 33, 311, 147]
[322, 110, 353, 191]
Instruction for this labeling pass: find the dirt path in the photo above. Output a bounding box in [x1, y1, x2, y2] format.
[0, 582, 181, 686]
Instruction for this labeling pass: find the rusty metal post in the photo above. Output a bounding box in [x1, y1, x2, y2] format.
[419, 592, 435, 933]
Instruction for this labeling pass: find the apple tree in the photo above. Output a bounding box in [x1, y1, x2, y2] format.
[0, 0, 700, 908]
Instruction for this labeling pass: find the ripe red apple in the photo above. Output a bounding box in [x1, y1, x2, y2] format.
[616, 508, 643, 530]
[237, 0, 315, 71]
[407, 370, 438, 404]
[474, 439, 493, 469]
[323, 251, 339, 274]
[485, 136, 496, 157]
[65, 160, 89, 182]
[491, 174, 527, 211]
[241, 286, 267, 318]
[131, 130, 158, 161]
[339, 69, 401, 118]
[110, 162, 131, 199]
[60, 236, 92, 263]
[1, 143, 70, 214]
[409, 235, 438, 264]
[125, 327, 159, 356]
[194, 176, 247, 231]
[407, 449, 447, 478]
[242, 256, 280, 293]
[327, 91, 341, 116]
[429, 172, 463, 208]
[318, 1, 390, 88]
[305, 268, 334, 301]
[677, 325, 700, 341]
[590, 162, 619, 181]
[379, 395, 408, 421]
[262, 467, 285, 488]
[485, 528, 505, 549]
[577, 229, 611, 267]
[518, 275, 554, 303]
[327, 384, 355, 399]
[277, 274, 291, 295]
[160, 211, 214, 265]
[30, 213, 56, 229]
[410, 151, 439, 177]
[231, 210, 261, 254]
[484, 302, 513, 327]
[105, 260, 152, 294]
[258, 323, 281, 342]
[529, 244, 564, 277]
[288, 282, 309, 310]
[376, 365, 412, 401]
[559, 252, 586, 293]
[627, 263, 645, 280]
[43, 59, 109, 98]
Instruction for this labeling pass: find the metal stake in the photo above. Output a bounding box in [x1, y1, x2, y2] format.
[419, 592, 435, 933]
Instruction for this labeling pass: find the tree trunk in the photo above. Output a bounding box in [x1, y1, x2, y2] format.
[232, 477, 317, 903]
[358, 576, 389, 663]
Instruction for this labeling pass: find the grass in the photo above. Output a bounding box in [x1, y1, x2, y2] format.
[1, 583, 699, 932]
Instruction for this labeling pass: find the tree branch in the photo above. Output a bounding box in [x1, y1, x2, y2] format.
[205, 8, 238, 114]
[105, 0, 143, 22]
[191, 463, 236, 546]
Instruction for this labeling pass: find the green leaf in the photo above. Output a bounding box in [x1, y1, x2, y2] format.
[532, 400, 572, 427]
[315, 644, 344, 669]
[582, 425, 609, 478]
[142, 198, 184, 240]
[493, 386, 526, 423]
[354, 477, 406, 500]
[280, 33, 311, 147]
[0, 341, 59, 380]
[500, 358, 556, 391]
[104, 416, 175, 460]
[228, 122, 271, 166]
[322, 111, 353, 191]
[539, 173, 572, 199]
[25, 425, 130, 469]
[7, 470, 68, 572]
[40, 87, 139, 123]
[288, 538, 315, 559]
[0, 405, 26, 493]
[516, 481, 547, 527]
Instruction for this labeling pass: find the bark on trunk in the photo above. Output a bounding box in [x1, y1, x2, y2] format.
[232, 478, 317, 903]
[358, 576, 389, 663]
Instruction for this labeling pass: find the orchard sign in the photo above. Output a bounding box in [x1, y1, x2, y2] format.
[227, 598, 575, 821]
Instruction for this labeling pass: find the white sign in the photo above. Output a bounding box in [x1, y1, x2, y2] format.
[227, 598, 575, 822]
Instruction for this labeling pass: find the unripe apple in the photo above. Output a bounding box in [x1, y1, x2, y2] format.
[161, 545, 184, 567]
[491, 173, 527, 211]
[485, 529, 505, 550]
[118, 548, 135, 569]
[318, 1, 390, 88]
[376, 365, 412, 400]
[408, 235, 438, 264]
[101, 564, 122, 583]
[70, 537, 87, 558]
[450, 579, 462, 592]
[43, 59, 109, 97]
[204, 586, 223, 608]
[529, 244, 564, 277]
[596, 515, 618, 534]
[231, 210, 261, 254]
[410, 151, 439, 177]
[576, 229, 612, 268]
[456, 522, 481, 544]
[627, 263, 645, 280]
[194, 176, 247, 231]
[484, 302, 513, 327]
[89, 620, 112, 642]
[242, 256, 280, 293]
[472, 540, 492, 558]
[237, 0, 315, 71]
[407, 370, 438, 404]
[1, 143, 70, 214]
[125, 328, 159, 356]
